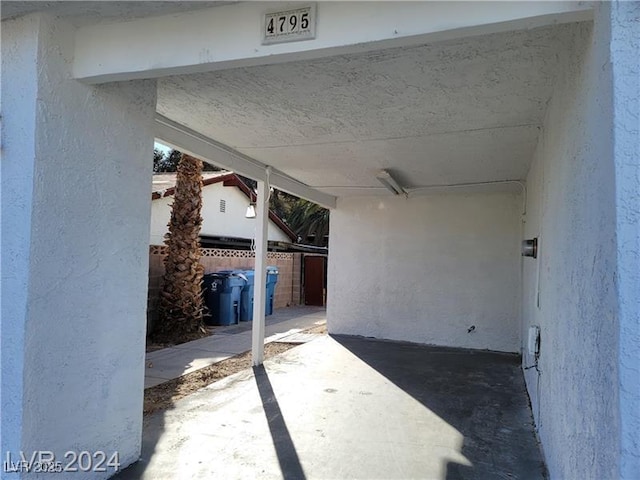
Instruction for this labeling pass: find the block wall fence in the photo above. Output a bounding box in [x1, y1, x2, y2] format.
[147, 245, 302, 333]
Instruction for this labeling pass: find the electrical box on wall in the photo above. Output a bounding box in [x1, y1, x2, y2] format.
[522, 237, 538, 258]
[528, 326, 540, 356]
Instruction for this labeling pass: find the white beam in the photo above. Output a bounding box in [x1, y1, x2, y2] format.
[251, 178, 270, 366]
[74, 1, 593, 83]
[155, 114, 267, 182]
[155, 114, 337, 209]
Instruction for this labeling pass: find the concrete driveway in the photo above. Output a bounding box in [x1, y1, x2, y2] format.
[116, 335, 545, 479]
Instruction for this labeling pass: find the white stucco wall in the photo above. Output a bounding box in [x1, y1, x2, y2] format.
[150, 183, 290, 245]
[327, 192, 521, 352]
[1, 13, 41, 466]
[521, 14, 621, 480]
[610, 2, 639, 477]
[1, 13, 157, 478]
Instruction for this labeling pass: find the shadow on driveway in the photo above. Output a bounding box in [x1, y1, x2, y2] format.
[253, 365, 306, 480]
[331, 335, 546, 480]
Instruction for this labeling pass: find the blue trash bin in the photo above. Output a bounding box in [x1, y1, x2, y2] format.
[202, 271, 246, 326]
[265, 266, 279, 316]
[239, 270, 255, 322]
[202, 273, 224, 326]
[237, 268, 279, 320]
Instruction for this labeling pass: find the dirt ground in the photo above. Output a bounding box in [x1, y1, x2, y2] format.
[146, 329, 214, 353]
[144, 323, 327, 416]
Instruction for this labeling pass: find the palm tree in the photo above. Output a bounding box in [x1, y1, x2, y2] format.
[153, 153, 206, 341]
[288, 200, 330, 246]
[269, 189, 292, 220]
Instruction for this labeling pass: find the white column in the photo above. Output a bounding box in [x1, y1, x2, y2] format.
[251, 174, 270, 366]
[1, 13, 157, 476]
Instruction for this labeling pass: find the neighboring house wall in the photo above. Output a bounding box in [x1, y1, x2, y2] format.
[1, 13, 156, 474]
[327, 192, 522, 353]
[150, 182, 290, 245]
[521, 17, 620, 480]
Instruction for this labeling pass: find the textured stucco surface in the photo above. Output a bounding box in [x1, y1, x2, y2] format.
[610, 1, 640, 476]
[521, 17, 620, 480]
[0, 1, 229, 25]
[157, 24, 575, 196]
[150, 182, 289, 245]
[1, 13, 157, 478]
[2, 3, 636, 478]
[1, 12, 41, 466]
[327, 193, 521, 352]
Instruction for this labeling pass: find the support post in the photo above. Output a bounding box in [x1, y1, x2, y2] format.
[1, 13, 157, 470]
[252, 174, 270, 366]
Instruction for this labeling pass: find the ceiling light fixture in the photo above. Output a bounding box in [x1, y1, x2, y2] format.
[376, 169, 405, 195]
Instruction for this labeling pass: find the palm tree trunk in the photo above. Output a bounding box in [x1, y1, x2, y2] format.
[153, 154, 205, 341]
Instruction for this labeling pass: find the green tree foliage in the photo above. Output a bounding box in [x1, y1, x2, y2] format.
[269, 189, 296, 220]
[286, 199, 329, 246]
[263, 188, 329, 246]
[153, 148, 222, 173]
[153, 147, 165, 166]
[264, 188, 329, 246]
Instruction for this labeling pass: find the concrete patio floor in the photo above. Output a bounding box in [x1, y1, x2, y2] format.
[117, 335, 545, 480]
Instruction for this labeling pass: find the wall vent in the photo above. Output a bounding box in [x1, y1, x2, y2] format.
[219, 199, 226, 213]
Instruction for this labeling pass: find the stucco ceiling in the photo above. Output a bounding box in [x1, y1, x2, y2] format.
[1, 1, 232, 25]
[157, 23, 576, 196]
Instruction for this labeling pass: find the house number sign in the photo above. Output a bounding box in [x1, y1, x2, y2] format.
[262, 5, 316, 45]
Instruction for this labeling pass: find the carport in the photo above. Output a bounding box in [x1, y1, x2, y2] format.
[132, 3, 585, 360]
[2, 2, 638, 479]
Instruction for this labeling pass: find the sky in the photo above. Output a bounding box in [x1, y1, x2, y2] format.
[154, 141, 172, 154]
